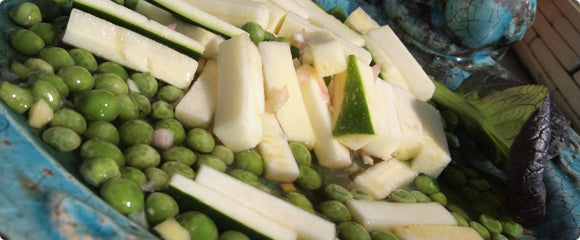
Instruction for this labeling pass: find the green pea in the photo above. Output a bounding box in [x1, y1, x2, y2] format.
[211, 145, 234, 165]
[121, 166, 147, 185]
[35, 0, 62, 22]
[128, 92, 151, 117]
[145, 192, 179, 226]
[441, 168, 467, 187]
[116, 94, 139, 121]
[162, 161, 195, 179]
[498, 217, 523, 239]
[429, 192, 447, 206]
[80, 157, 121, 187]
[118, 119, 153, 145]
[479, 214, 502, 234]
[479, 192, 503, 208]
[186, 128, 215, 153]
[492, 233, 509, 240]
[472, 199, 499, 217]
[196, 154, 227, 172]
[50, 108, 86, 134]
[410, 190, 431, 203]
[241, 22, 265, 44]
[11, 61, 30, 81]
[42, 126, 81, 152]
[162, 146, 197, 166]
[469, 178, 490, 192]
[470, 221, 491, 240]
[219, 230, 250, 240]
[176, 211, 219, 240]
[155, 118, 186, 146]
[319, 200, 351, 222]
[100, 177, 144, 214]
[351, 189, 374, 200]
[85, 120, 120, 145]
[69, 48, 98, 72]
[446, 132, 460, 148]
[327, 7, 347, 22]
[130, 72, 158, 97]
[295, 165, 322, 191]
[10, 29, 44, 55]
[284, 191, 314, 213]
[80, 138, 125, 166]
[150, 101, 174, 120]
[144, 167, 169, 191]
[29, 80, 62, 110]
[370, 230, 399, 240]
[446, 204, 471, 221]
[414, 174, 440, 195]
[39, 47, 75, 71]
[125, 144, 161, 169]
[25, 58, 54, 74]
[234, 150, 263, 176]
[290, 142, 311, 166]
[29, 72, 69, 98]
[451, 211, 469, 227]
[460, 166, 478, 179]
[29, 22, 59, 46]
[338, 221, 371, 240]
[98, 62, 128, 80]
[272, 36, 291, 44]
[75, 90, 120, 121]
[9, 2, 42, 27]
[391, 189, 417, 203]
[156, 85, 184, 103]
[228, 169, 259, 187]
[58, 65, 94, 93]
[0, 81, 33, 113]
[290, 45, 300, 59]
[94, 73, 129, 95]
[263, 31, 275, 41]
[461, 185, 480, 201]
[325, 184, 353, 203]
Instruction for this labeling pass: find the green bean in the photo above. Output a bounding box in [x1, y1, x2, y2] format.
[290, 142, 311, 166]
[80, 138, 125, 166]
[429, 192, 447, 206]
[219, 230, 250, 240]
[145, 192, 179, 226]
[283, 191, 314, 213]
[155, 118, 186, 146]
[241, 22, 265, 45]
[80, 157, 121, 187]
[228, 169, 259, 187]
[492, 233, 509, 240]
[94, 73, 129, 95]
[338, 221, 371, 240]
[150, 101, 174, 120]
[9, 2, 42, 27]
[479, 214, 502, 234]
[410, 190, 431, 203]
[85, 120, 120, 145]
[25, 58, 54, 74]
[128, 92, 151, 117]
[451, 211, 469, 227]
[121, 166, 147, 185]
[296, 165, 322, 191]
[414, 174, 440, 195]
[318, 200, 351, 222]
[29, 79, 62, 110]
[156, 85, 184, 103]
[11, 61, 30, 81]
[58, 65, 94, 93]
[391, 189, 417, 203]
[144, 167, 169, 191]
[0, 81, 33, 114]
[498, 217, 523, 239]
[161, 161, 196, 179]
[185, 128, 215, 153]
[30, 22, 59, 46]
[29, 72, 69, 98]
[324, 183, 352, 203]
[211, 145, 234, 165]
[98, 62, 128, 80]
[125, 144, 161, 169]
[50, 108, 86, 134]
[351, 189, 374, 200]
[175, 211, 219, 240]
[100, 177, 144, 214]
[370, 230, 399, 240]
[469, 221, 491, 240]
[39, 47, 75, 71]
[118, 119, 154, 145]
[234, 150, 263, 176]
[10, 29, 45, 55]
[162, 146, 197, 166]
[130, 72, 158, 97]
[75, 90, 120, 122]
[69, 48, 98, 72]
[327, 7, 347, 22]
[116, 94, 139, 121]
[42, 126, 81, 152]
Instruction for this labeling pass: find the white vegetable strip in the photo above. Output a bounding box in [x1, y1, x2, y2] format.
[257, 113, 300, 183]
[181, 0, 270, 29]
[175, 59, 218, 129]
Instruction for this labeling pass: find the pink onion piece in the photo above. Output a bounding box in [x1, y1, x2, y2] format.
[166, 23, 177, 30]
[153, 129, 174, 149]
[266, 87, 290, 113]
[371, 64, 381, 82]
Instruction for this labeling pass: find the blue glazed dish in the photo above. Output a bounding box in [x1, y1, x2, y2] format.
[0, 0, 578, 239]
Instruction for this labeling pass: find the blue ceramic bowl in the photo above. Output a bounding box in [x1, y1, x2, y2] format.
[0, 0, 578, 239]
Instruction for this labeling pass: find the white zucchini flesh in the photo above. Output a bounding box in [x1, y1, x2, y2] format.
[351, 159, 417, 199]
[259, 41, 316, 149]
[267, 0, 310, 19]
[303, 30, 347, 77]
[363, 35, 410, 91]
[392, 225, 484, 240]
[63, 9, 198, 89]
[174, 59, 218, 129]
[361, 80, 403, 160]
[167, 174, 298, 240]
[153, 218, 190, 240]
[28, 99, 53, 129]
[364, 26, 435, 101]
[346, 199, 458, 231]
[257, 113, 300, 183]
[297, 65, 352, 169]
[181, 0, 270, 29]
[344, 7, 380, 34]
[276, 12, 321, 44]
[391, 85, 425, 161]
[251, 0, 287, 33]
[195, 165, 336, 240]
[213, 34, 265, 152]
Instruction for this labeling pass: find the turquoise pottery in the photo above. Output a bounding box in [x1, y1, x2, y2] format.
[0, 0, 578, 239]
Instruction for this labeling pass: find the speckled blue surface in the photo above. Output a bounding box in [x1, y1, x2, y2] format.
[0, 0, 578, 239]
